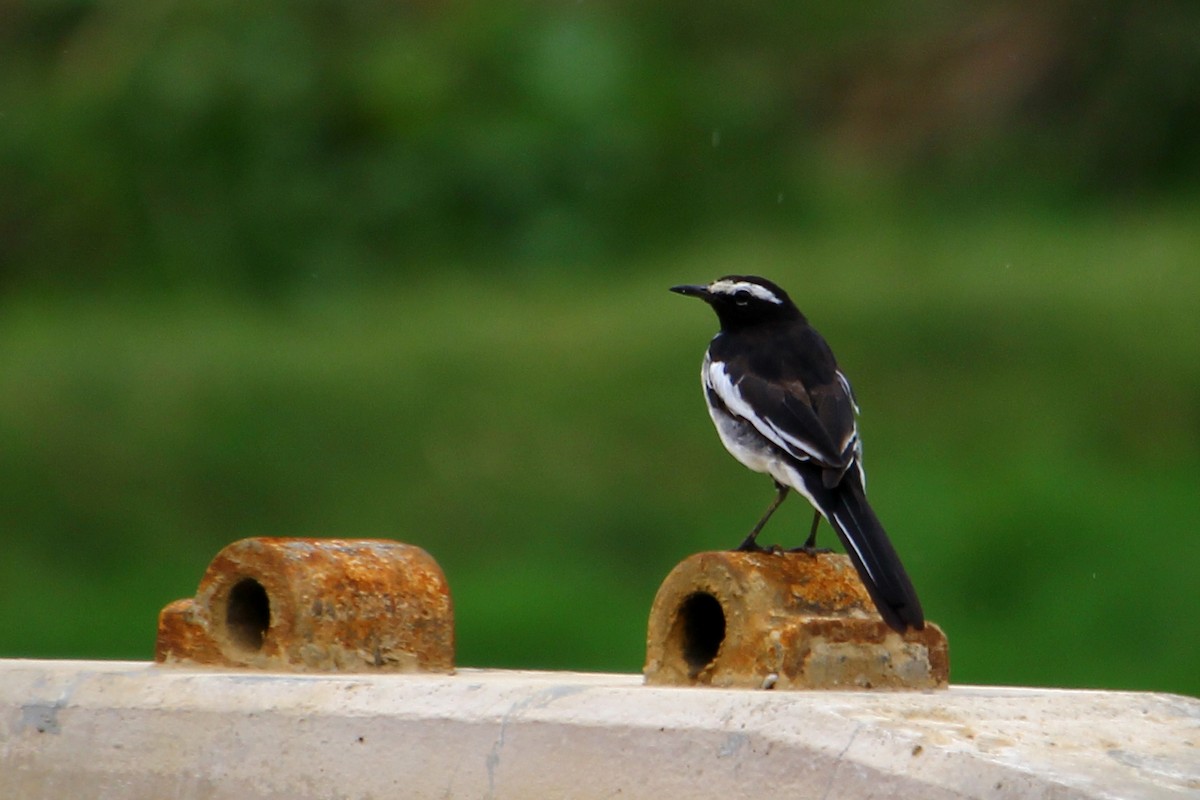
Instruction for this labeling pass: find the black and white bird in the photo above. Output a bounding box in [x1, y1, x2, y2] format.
[671, 275, 924, 632]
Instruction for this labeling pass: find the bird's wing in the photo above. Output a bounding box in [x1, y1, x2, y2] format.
[706, 358, 856, 469]
[810, 369, 861, 456]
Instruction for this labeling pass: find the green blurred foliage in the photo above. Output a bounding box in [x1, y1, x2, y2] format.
[1, 2, 1199, 696]
[4, 1, 1200, 293]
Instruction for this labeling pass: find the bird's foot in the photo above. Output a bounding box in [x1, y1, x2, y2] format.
[734, 536, 770, 553]
[734, 534, 782, 554]
[735, 538, 786, 554]
[785, 544, 833, 557]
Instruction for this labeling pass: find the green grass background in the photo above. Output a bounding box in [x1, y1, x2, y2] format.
[2, 2, 1199, 697]
[3, 204, 1198, 696]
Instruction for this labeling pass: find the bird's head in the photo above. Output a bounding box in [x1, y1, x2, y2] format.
[670, 275, 801, 330]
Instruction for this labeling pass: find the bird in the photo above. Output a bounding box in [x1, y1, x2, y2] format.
[670, 275, 924, 632]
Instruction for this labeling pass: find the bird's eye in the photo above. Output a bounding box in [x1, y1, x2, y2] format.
[733, 290, 750, 306]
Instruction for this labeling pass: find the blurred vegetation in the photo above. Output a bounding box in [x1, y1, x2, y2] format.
[1, 2, 1198, 697]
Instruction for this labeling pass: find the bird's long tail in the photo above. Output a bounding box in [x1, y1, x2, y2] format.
[819, 472, 924, 632]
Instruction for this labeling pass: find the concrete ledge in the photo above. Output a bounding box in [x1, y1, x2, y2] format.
[1, 659, 1197, 799]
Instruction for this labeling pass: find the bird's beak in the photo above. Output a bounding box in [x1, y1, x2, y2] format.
[670, 284, 710, 299]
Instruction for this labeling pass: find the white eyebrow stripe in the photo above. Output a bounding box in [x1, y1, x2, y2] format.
[708, 279, 783, 305]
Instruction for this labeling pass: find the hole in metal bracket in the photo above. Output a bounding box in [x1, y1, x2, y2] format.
[677, 592, 726, 677]
[226, 578, 271, 652]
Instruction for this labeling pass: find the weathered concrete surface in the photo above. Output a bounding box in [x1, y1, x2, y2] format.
[645, 550, 948, 690]
[156, 538, 454, 673]
[1, 660, 1197, 799]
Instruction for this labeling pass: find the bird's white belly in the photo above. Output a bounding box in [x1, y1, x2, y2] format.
[706, 401, 825, 511]
[708, 403, 784, 475]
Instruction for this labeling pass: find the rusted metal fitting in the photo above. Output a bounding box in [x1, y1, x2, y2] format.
[644, 551, 948, 690]
[156, 538, 454, 673]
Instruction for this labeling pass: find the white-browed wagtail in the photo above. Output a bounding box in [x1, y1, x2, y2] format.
[671, 275, 925, 632]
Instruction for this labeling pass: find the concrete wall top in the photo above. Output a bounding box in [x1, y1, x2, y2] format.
[1, 659, 1197, 799]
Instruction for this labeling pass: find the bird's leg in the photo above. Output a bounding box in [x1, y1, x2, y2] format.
[805, 509, 821, 549]
[736, 481, 789, 552]
[788, 509, 833, 555]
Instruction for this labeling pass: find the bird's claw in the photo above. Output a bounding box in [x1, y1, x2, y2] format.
[785, 544, 833, 557]
[734, 539, 786, 554]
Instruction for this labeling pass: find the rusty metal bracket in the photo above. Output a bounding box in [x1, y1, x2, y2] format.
[156, 538, 454, 673]
[644, 551, 949, 690]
